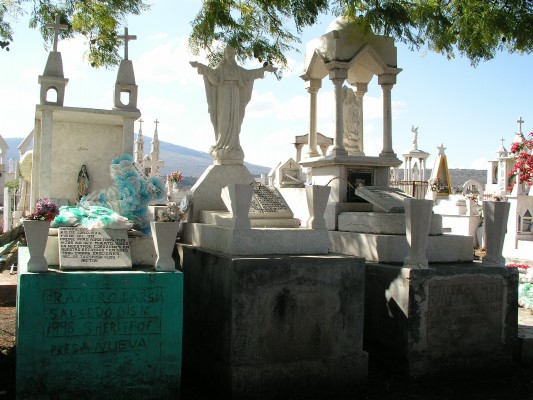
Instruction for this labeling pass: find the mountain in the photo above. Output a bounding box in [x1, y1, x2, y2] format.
[157, 141, 270, 178]
[2, 137, 271, 178]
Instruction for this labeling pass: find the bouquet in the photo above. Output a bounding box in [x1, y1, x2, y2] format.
[167, 171, 183, 184]
[26, 198, 59, 221]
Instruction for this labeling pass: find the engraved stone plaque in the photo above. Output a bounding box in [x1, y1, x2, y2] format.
[59, 227, 132, 270]
[249, 185, 294, 219]
[427, 276, 503, 355]
[354, 186, 412, 213]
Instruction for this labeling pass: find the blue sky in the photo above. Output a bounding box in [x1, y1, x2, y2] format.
[1, 0, 532, 173]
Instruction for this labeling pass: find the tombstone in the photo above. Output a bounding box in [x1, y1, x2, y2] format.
[273, 158, 304, 188]
[179, 39, 369, 398]
[16, 26, 184, 400]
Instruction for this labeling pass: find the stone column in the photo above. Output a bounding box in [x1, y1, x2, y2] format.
[294, 143, 304, 162]
[355, 82, 367, 155]
[122, 116, 136, 156]
[378, 74, 396, 157]
[39, 110, 54, 200]
[305, 79, 321, 158]
[329, 68, 348, 156]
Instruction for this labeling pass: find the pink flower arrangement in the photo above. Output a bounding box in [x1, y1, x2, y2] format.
[167, 171, 183, 184]
[26, 198, 59, 222]
[509, 132, 533, 185]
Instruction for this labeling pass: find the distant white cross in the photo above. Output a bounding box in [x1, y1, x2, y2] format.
[46, 14, 68, 52]
[437, 143, 447, 156]
[500, 137, 505, 148]
[154, 119, 160, 133]
[138, 118, 144, 131]
[517, 117, 525, 134]
[117, 27, 137, 60]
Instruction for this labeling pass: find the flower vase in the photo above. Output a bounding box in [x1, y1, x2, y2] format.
[151, 221, 180, 272]
[305, 185, 331, 229]
[172, 182, 178, 190]
[431, 191, 438, 202]
[23, 220, 51, 272]
[482, 200, 511, 267]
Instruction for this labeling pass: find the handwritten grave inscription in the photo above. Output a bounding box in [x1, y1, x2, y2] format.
[427, 277, 503, 352]
[59, 227, 132, 269]
[43, 287, 162, 358]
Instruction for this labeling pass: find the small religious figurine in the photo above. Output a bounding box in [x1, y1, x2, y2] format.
[411, 125, 419, 150]
[190, 45, 276, 164]
[77, 165, 90, 200]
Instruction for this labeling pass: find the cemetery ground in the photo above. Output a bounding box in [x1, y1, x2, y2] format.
[2, 266, 533, 399]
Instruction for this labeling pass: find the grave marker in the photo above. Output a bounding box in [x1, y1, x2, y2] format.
[354, 186, 412, 213]
[59, 227, 132, 270]
[249, 185, 294, 219]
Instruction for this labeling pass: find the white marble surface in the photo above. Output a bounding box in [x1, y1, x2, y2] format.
[329, 231, 473, 263]
[182, 223, 329, 255]
[338, 212, 443, 235]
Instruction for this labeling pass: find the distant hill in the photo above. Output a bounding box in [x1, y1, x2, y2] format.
[157, 140, 270, 178]
[3, 137, 271, 178]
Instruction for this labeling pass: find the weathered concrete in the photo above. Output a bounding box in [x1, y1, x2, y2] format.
[16, 247, 183, 399]
[180, 245, 368, 398]
[364, 262, 518, 377]
[329, 231, 473, 263]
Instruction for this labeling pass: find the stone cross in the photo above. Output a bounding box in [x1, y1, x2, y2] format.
[46, 14, 68, 52]
[117, 27, 136, 60]
[517, 116, 525, 135]
[500, 137, 505, 148]
[437, 143, 446, 156]
[154, 119, 159, 133]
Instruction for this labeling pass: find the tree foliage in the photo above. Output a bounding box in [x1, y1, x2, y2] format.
[189, 0, 533, 69]
[2, 1, 533, 69]
[1, 0, 149, 67]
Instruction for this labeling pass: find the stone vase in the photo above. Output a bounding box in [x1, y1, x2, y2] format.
[151, 221, 179, 271]
[466, 199, 478, 216]
[305, 185, 331, 230]
[482, 200, 511, 267]
[221, 184, 253, 230]
[23, 219, 50, 272]
[431, 190, 438, 202]
[403, 198, 434, 268]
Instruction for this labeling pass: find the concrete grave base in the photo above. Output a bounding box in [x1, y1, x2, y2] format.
[16, 247, 183, 400]
[179, 245, 368, 398]
[329, 231, 473, 263]
[364, 263, 518, 378]
[182, 223, 330, 255]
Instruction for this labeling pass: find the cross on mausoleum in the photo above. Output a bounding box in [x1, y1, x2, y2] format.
[154, 119, 160, 132]
[45, 14, 68, 52]
[517, 116, 525, 134]
[500, 137, 505, 148]
[117, 27, 137, 60]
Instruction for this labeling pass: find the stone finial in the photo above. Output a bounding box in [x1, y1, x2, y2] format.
[114, 27, 138, 110]
[38, 15, 69, 106]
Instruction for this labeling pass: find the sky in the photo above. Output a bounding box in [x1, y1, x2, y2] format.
[1, 0, 533, 174]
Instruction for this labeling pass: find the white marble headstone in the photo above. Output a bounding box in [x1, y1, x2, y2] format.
[354, 186, 412, 213]
[58, 227, 132, 270]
